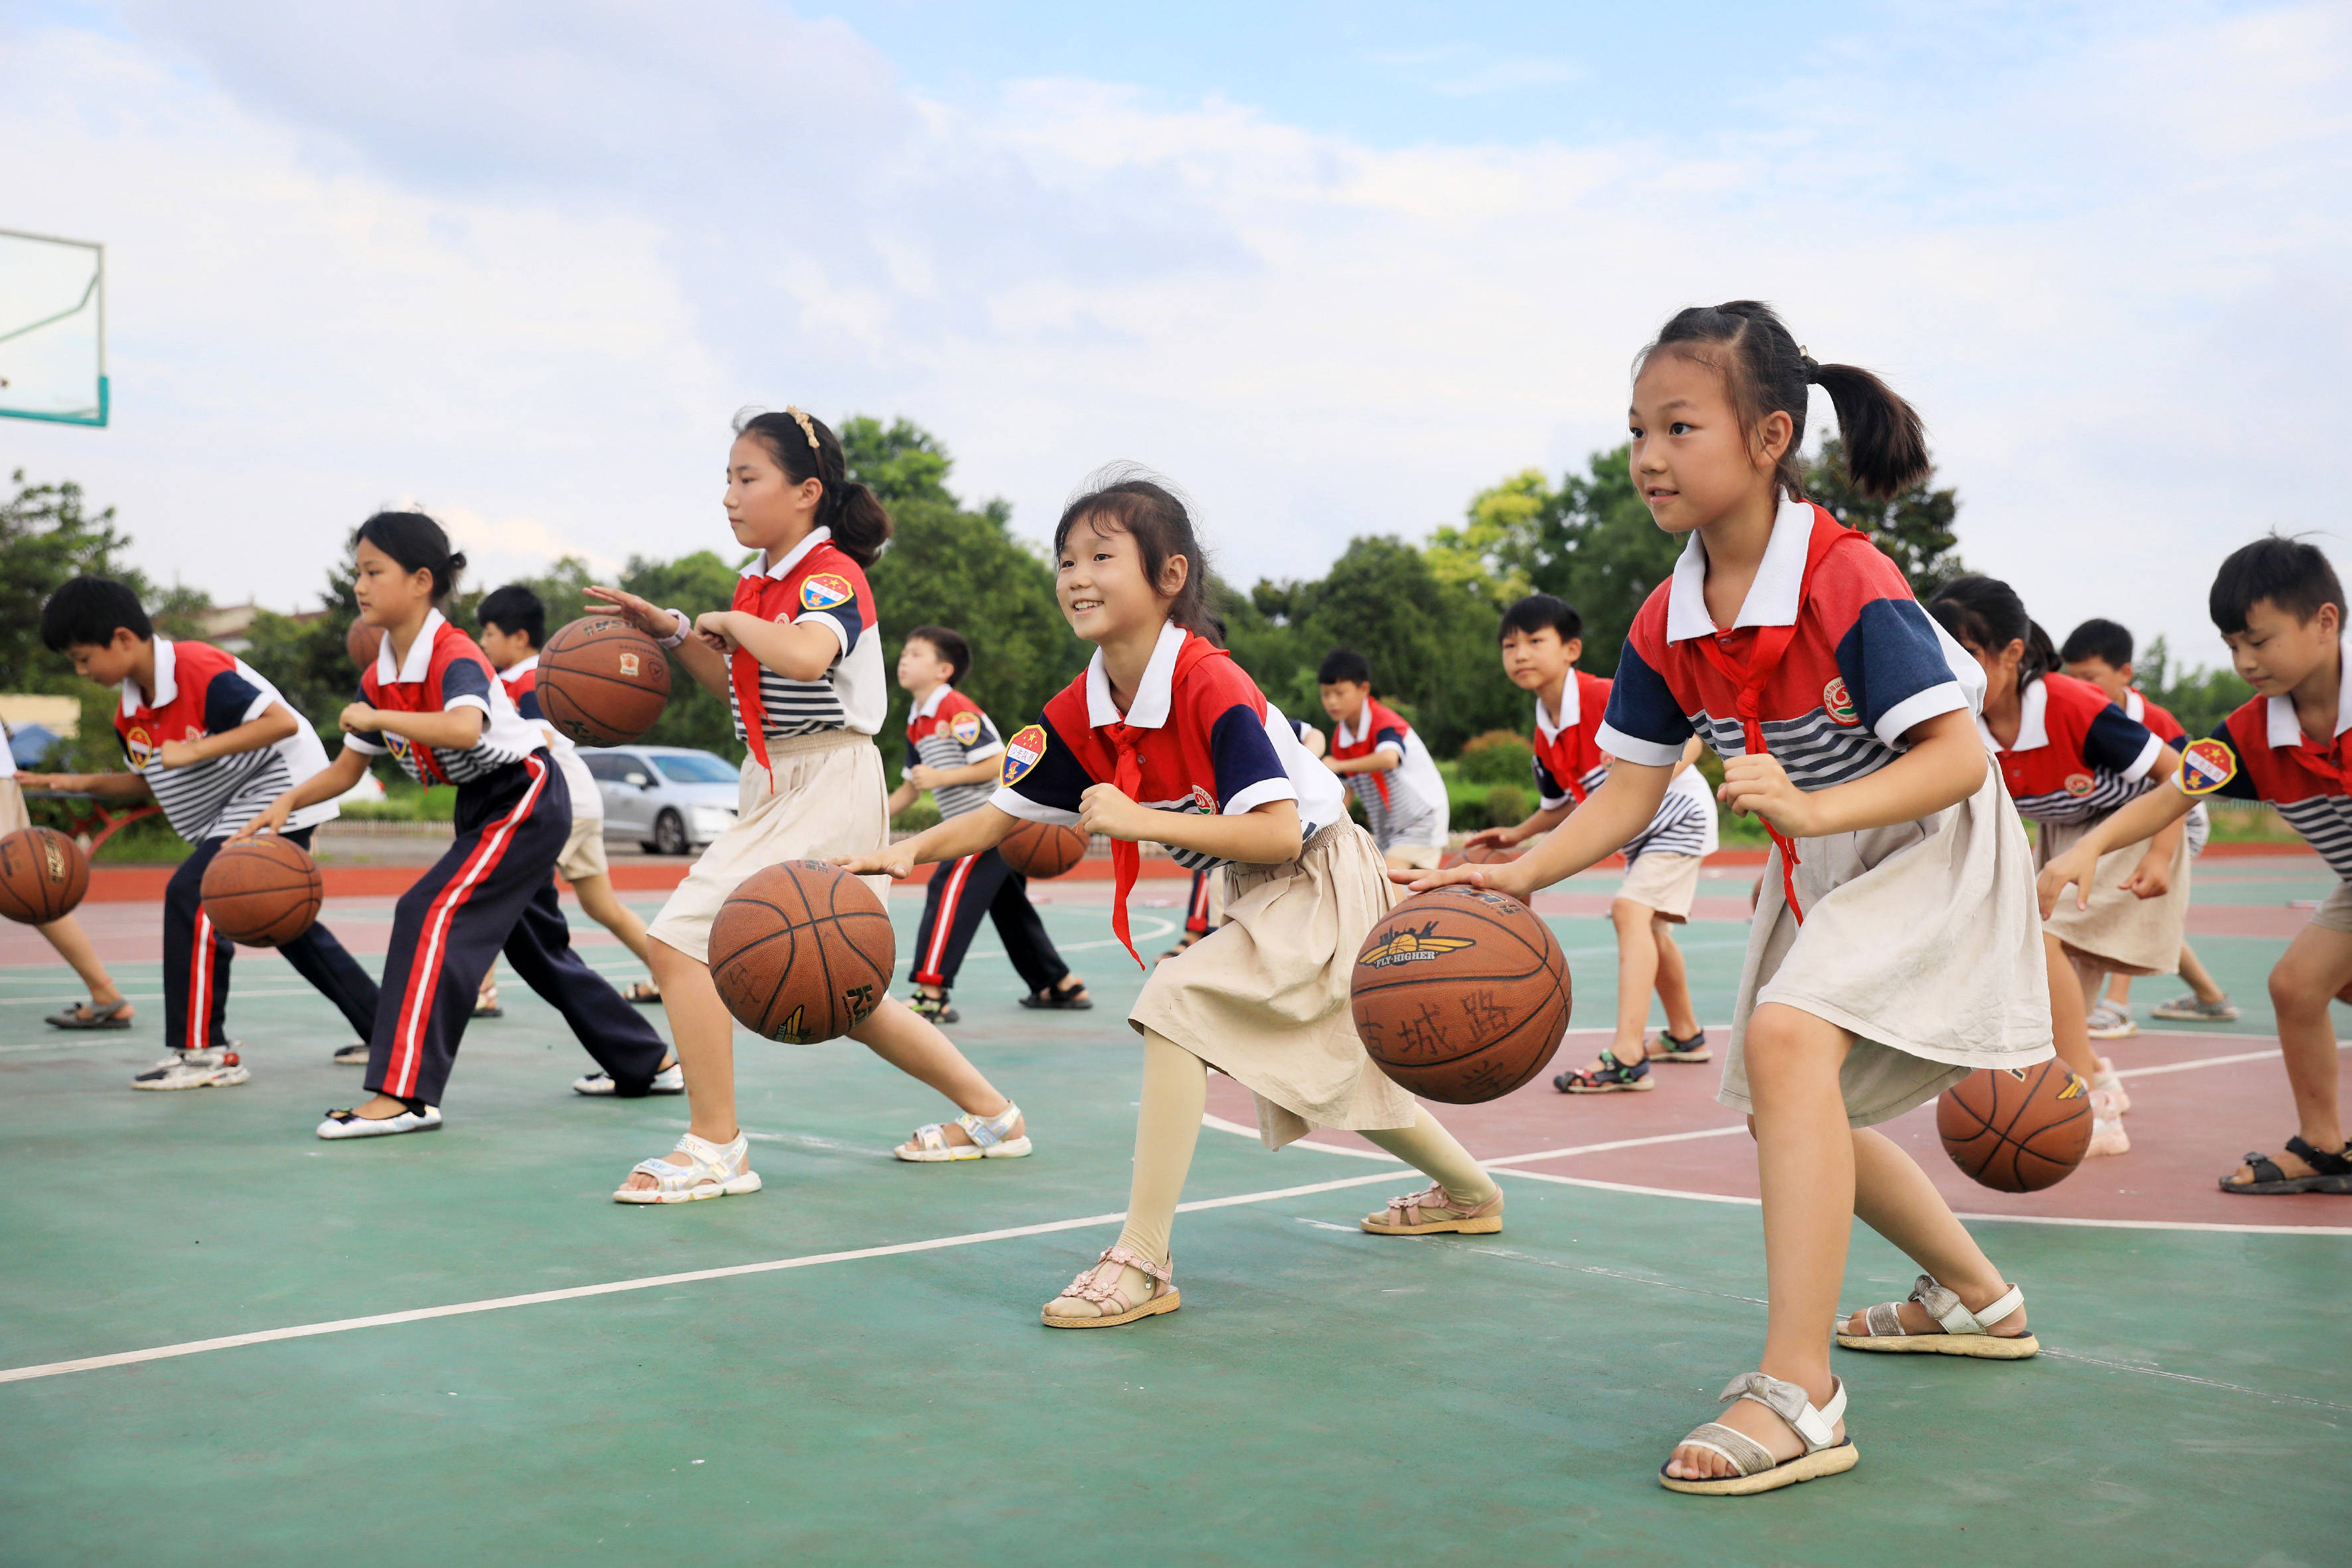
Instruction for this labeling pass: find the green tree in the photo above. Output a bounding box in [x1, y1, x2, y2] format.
[613, 550, 749, 759]
[1799, 436, 1965, 595]
[0, 469, 146, 692]
[2137, 635, 2251, 740]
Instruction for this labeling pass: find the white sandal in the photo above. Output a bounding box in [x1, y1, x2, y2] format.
[612, 1131, 762, 1204]
[895, 1102, 1031, 1162]
[1660, 1373, 1856, 1496]
[1041, 1245, 1179, 1329]
[1836, 1273, 2037, 1358]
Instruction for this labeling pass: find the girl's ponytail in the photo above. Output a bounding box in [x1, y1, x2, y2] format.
[1806, 360, 1930, 499]
[1928, 575, 2047, 695]
[2022, 619, 2059, 686]
[732, 405, 894, 568]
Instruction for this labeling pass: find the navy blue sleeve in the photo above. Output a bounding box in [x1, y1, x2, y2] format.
[1209, 706, 1290, 810]
[1530, 753, 1563, 801]
[2084, 702, 2159, 777]
[1001, 718, 1094, 815]
[2197, 724, 2260, 801]
[200, 667, 267, 736]
[1372, 722, 1409, 755]
[1596, 638, 1693, 764]
[439, 659, 492, 710]
[513, 686, 545, 724]
[1836, 598, 1967, 741]
[903, 736, 920, 771]
[1293, 717, 1315, 744]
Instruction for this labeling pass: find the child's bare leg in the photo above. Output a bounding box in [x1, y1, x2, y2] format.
[1666, 1004, 1851, 1481]
[2043, 933, 2100, 1080]
[849, 997, 1020, 1152]
[1048, 1029, 1203, 1318]
[1842, 1127, 2027, 1336]
[621, 938, 739, 1193]
[1651, 915, 1700, 1039]
[573, 873, 655, 965]
[1584, 898, 1659, 1069]
[2176, 942, 2225, 1006]
[39, 915, 129, 1012]
[2102, 971, 2133, 1008]
[1361, 1104, 1498, 1205]
[2226, 925, 2352, 1185]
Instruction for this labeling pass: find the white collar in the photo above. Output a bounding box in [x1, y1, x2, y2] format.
[749, 526, 832, 581]
[1534, 674, 1579, 739]
[2123, 689, 2144, 722]
[1333, 703, 1377, 749]
[377, 609, 445, 686]
[1984, 676, 2051, 755]
[505, 653, 539, 680]
[121, 637, 178, 716]
[2265, 629, 2352, 747]
[1664, 494, 1818, 645]
[1086, 621, 1186, 728]
[913, 684, 951, 721]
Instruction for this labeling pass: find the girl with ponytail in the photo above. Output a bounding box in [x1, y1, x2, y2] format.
[1406, 302, 2054, 1496]
[589, 408, 1035, 1202]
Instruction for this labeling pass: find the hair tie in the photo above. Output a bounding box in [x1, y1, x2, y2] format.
[1799, 347, 1820, 384]
[783, 405, 821, 453]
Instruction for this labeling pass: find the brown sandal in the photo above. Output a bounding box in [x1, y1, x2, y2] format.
[1360, 1181, 1504, 1235]
[1042, 1245, 1179, 1328]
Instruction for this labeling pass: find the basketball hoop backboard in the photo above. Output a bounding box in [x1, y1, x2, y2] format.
[0, 229, 107, 427]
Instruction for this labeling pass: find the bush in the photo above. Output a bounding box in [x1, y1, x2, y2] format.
[1455, 730, 1535, 787]
[336, 774, 456, 822]
[1483, 783, 1531, 828]
[891, 797, 941, 834]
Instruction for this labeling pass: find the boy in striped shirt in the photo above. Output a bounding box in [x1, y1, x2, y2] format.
[888, 626, 1087, 1022]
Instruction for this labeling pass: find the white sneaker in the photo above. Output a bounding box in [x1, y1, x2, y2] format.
[332, 1042, 370, 1066]
[2151, 993, 2240, 1022]
[572, 1062, 686, 1096]
[2085, 1086, 2130, 1157]
[2092, 1055, 2131, 1115]
[2084, 1002, 2138, 1040]
[130, 1048, 250, 1091]
[317, 1104, 443, 1138]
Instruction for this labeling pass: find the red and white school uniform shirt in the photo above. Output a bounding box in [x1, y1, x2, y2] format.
[992, 620, 1347, 874]
[1984, 673, 2163, 826]
[905, 685, 1006, 821]
[727, 526, 885, 765]
[1598, 497, 1984, 785]
[115, 638, 339, 840]
[2181, 631, 2352, 881]
[2124, 689, 2209, 856]
[498, 654, 600, 822]
[346, 610, 542, 787]
[1533, 672, 1717, 860]
[1328, 698, 1448, 854]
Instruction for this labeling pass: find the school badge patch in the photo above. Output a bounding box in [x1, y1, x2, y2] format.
[1822, 677, 1859, 727]
[2178, 738, 2237, 796]
[2064, 773, 2095, 797]
[950, 711, 982, 747]
[123, 725, 155, 768]
[800, 572, 855, 613]
[1001, 724, 1048, 787]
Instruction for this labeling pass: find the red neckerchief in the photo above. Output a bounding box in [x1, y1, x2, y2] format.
[1687, 513, 1870, 923]
[729, 572, 792, 781]
[1542, 682, 1591, 805]
[1333, 699, 1399, 809]
[1070, 634, 1235, 968]
[2287, 730, 2351, 792]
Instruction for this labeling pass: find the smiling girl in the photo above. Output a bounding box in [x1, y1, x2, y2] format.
[590, 408, 1033, 1202]
[242, 512, 671, 1136]
[1403, 303, 2051, 1495]
[840, 473, 1501, 1329]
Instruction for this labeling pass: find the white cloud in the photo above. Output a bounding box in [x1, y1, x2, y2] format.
[3, 1, 2347, 670]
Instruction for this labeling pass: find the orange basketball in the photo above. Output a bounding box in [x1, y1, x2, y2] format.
[0, 827, 90, 924]
[1350, 885, 1571, 1103]
[1462, 838, 1523, 866]
[1936, 1061, 2092, 1192]
[200, 836, 324, 946]
[999, 820, 1087, 880]
[347, 618, 384, 670]
[710, 861, 896, 1044]
[536, 616, 670, 745]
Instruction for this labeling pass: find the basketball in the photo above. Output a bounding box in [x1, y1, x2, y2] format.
[346, 618, 384, 669]
[1462, 838, 1522, 865]
[1350, 884, 1571, 1103]
[536, 615, 671, 745]
[998, 819, 1087, 879]
[0, 827, 90, 924]
[200, 835, 324, 947]
[709, 861, 896, 1044]
[1937, 1061, 2093, 1192]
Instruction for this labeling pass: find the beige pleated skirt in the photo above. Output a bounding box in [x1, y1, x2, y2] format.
[1719, 769, 2054, 1129]
[2036, 815, 2193, 976]
[1129, 821, 1419, 1149]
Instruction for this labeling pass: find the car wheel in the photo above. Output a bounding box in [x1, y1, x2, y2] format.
[653, 809, 689, 856]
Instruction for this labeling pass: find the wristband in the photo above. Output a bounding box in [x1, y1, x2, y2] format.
[655, 608, 692, 649]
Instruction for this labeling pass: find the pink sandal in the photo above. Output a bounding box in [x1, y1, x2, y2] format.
[1041, 1245, 1180, 1329]
[1360, 1181, 1504, 1235]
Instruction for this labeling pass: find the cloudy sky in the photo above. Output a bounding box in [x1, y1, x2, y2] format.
[3, 0, 2346, 670]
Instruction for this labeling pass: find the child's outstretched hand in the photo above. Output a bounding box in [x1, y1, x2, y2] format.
[2036, 844, 2099, 917]
[1460, 825, 1520, 852]
[1718, 751, 1818, 836]
[1386, 860, 1531, 900]
[232, 794, 295, 842]
[585, 586, 681, 641]
[831, 848, 914, 880]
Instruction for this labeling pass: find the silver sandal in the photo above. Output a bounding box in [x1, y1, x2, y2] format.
[896, 1102, 1030, 1162]
[1660, 1373, 1856, 1496]
[1836, 1273, 2037, 1358]
[613, 1131, 762, 1204]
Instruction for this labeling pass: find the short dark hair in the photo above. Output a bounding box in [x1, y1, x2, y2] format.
[1052, 471, 1219, 645]
[40, 576, 151, 652]
[2059, 617, 2133, 669]
[1500, 593, 1582, 644]
[906, 624, 971, 686]
[1318, 648, 1372, 686]
[353, 511, 467, 601]
[477, 584, 546, 650]
[2209, 536, 2345, 636]
[1928, 575, 2056, 695]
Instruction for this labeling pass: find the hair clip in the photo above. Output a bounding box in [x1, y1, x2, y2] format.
[783, 405, 822, 453]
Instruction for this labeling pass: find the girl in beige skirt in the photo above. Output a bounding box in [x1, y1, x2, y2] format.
[588, 408, 1033, 1203]
[842, 473, 1500, 1328]
[1411, 303, 2053, 1497]
[1928, 576, 2189, 1158]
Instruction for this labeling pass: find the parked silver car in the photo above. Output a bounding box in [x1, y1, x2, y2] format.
[576, 745, 742, 855]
